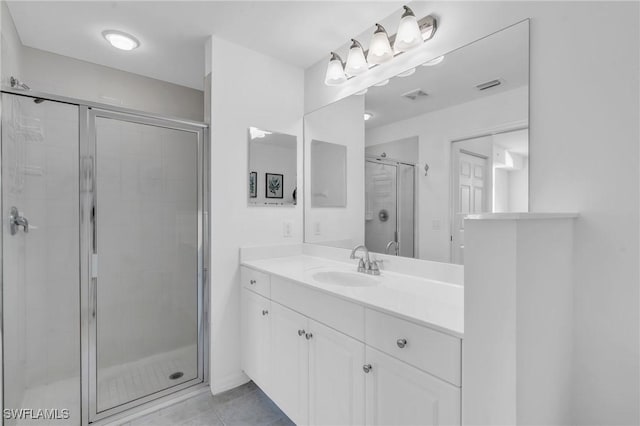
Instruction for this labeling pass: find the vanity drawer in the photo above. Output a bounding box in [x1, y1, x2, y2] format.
[271, 275, 365, 341]
[365, 309, 461, 386]
[241, 266, 271, 298]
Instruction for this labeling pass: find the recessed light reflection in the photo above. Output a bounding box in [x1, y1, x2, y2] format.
[422, 55, 445, 66]
[397, 68, 416, 77]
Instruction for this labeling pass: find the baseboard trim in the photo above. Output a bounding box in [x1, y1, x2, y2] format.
[210, 371, 250, 395]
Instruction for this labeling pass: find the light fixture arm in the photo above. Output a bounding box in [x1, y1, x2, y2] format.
[401, 5, 416, 19]
[329, 51, 345, 67]
[350, 39, 364, 51]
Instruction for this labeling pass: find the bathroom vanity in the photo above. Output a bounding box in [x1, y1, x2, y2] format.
[239, 250, 463, 425]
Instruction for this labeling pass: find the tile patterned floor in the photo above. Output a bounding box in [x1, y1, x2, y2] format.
[122, 382, 294, 426]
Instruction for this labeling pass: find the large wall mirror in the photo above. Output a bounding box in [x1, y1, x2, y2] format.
[248, 127, 297, 206]
[304, 20, 529, 264]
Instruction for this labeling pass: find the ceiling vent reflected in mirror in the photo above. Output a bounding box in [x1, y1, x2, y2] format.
[476, 79, 503, 91]
[402, 89, 428, 101]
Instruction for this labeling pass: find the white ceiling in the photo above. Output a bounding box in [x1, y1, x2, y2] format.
[7, 1, 404, 90]
[365, 22, 529, 129]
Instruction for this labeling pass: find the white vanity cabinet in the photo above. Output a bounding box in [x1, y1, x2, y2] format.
[240, 287, 271, 393]
[240, 266, 462, 425]
[364, 347, 460, 426]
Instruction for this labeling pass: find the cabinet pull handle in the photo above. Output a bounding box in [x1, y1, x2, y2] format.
[362, 364, 372, 373]
[396, 338, 407, 349]
[298, 329, 306, 336]
[250, 280, 256, 285]
[305, 333, 313, 340]
[262, 310, 269, 316]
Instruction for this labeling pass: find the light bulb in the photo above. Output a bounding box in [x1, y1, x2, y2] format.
[364, 112, 373, 121]
[324, 52, 347, 86]
[103, 30, 140, 51]
[344, 39, 368, 77]
[367, 24, 394, 65]
[393, 6, 423, 53]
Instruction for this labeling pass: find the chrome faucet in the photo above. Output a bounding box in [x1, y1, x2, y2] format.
[350, 245, 381, 275]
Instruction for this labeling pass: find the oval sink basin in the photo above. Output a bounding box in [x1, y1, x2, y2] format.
[311, 271, 379, 287]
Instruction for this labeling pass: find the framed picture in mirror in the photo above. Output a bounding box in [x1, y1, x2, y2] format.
[249, 172, 257, 198]
[265, 173, 284, 199]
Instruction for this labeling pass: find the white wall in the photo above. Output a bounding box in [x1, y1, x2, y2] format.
[304, 95, 365, 248]
[305, 2, 640, 423]
[367, 87, 528, 262]
[365, 136, 418, 164]
[208, 36, 304, 393]
[1, 1, 21, 87]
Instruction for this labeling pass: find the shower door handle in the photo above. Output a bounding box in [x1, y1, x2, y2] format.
[9, 206, 29, 235]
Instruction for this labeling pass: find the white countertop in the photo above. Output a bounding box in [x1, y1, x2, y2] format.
[241, 255, 464, 338]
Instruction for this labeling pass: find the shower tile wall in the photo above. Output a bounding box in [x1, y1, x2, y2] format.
[1, 94, 80, 423]
[95, 118, 199, 411]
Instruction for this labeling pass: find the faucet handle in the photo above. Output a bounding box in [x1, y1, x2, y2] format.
[357, 257, 366, 273]
[367, 260, 381, 276]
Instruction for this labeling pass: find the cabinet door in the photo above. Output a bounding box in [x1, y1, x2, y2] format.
[365, 347, 461, 426]
[270, 302, 309, 425]
[308, 320, 365, 426]
[241, 288, 271, 391]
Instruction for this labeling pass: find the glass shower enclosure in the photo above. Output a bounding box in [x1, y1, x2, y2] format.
[1, 90, 209, 425]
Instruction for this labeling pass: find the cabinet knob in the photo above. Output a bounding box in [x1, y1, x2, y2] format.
[396, 338, 407, 349]
[305, 333, 313, 340]
[298, 329, 306, 336]
[262, 310, 269, 316]
[250, 279, 256, 285]
[362, 364, 372, 373]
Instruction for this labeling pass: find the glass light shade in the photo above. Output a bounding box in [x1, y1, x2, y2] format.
[324, 53, 347, 86]
[367, 24, 393, 65]
[103, 30, 139, 51]
[344, 39, 368, 76]
[393, 7, 423, 53]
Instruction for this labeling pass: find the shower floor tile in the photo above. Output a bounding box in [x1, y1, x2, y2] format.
[124, 382, 292, 426]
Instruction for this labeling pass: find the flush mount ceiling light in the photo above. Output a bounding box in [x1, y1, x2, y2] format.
[364, 112, 373, 121]
[324, 52, 347, 86]
[367, 24, 393, 65]
[323, 5, 438, 86]
[102, 30, 140, 51]
[345, 39, 368, 76]
[422, 55, 445, 66]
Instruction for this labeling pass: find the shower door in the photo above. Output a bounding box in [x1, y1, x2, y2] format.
[365, 159, 415, 258]
[85, 110, 206, 421]
[2, 93, 81, 425]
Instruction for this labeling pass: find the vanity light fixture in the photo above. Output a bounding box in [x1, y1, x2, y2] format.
[345, 39, 368, 76]
[322, 5, 438, 86]
[102, 30, 140, 51]
[422, 55, 445, 66]
[367, 24, 394, 65]
[374, 79, 390, 87]
[324, 52, 347, 86]
[364, 112, 373, 121]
